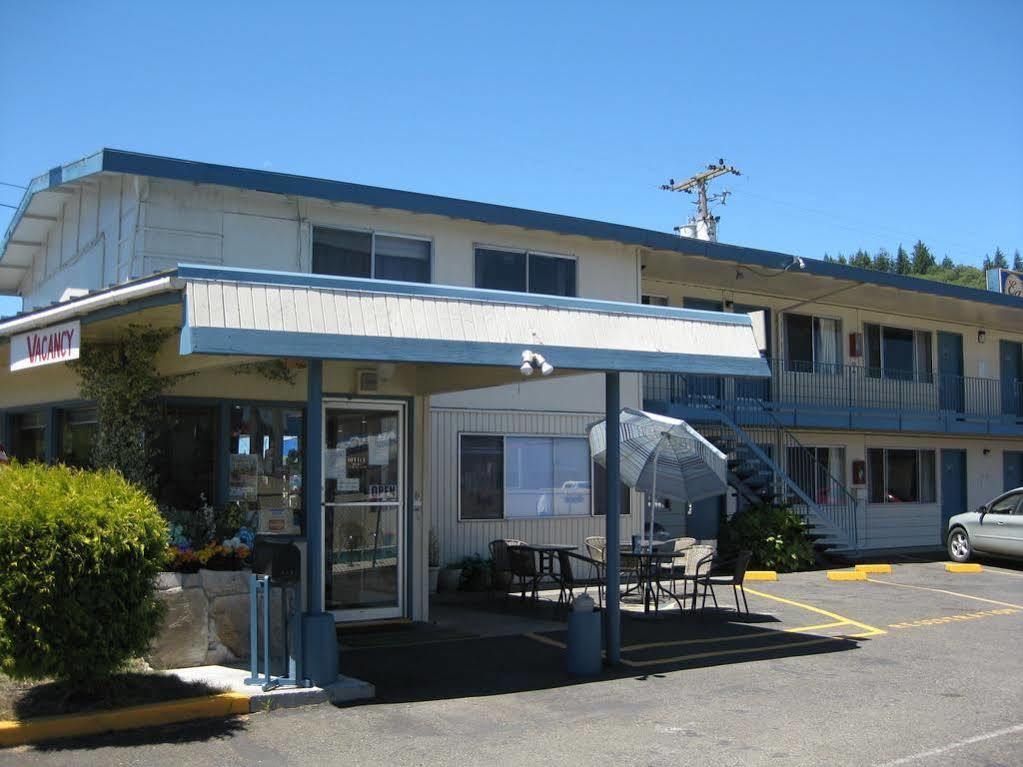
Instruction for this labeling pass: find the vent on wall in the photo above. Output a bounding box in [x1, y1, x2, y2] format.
[356, 369, 379, 394]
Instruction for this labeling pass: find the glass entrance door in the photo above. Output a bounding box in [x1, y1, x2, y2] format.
[323, 401, 405, 621]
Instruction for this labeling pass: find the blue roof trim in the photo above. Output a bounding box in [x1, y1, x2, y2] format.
[5, 148, 1023, 313]
[181, 326, 772, 378]
[176, 263, 752, 325]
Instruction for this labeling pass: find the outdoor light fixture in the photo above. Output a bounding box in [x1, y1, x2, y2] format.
[978, 330, 987, 344]
[519, 350, 554, 377]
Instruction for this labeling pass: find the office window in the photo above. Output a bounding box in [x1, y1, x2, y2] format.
[592, 460, 632, 516]
[58, 407, 98, 468]
[229, 406, 304, 516]
[10, 411, 47, 463]
[864, 323, 933, 382]
[312, 227, 431, 283]
[784, 313, 840, 373]
[786, 446, 845, 505]
[474, 247, 576, 296]
[642, 295, 669, 306]
[459, 434, 620, 520]
[867, 448, 936, 504]
[155, 404, 219, 510]
[460, 435, 504, 520]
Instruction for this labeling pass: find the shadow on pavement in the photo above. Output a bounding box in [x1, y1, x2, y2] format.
[23, 715, 248, 753]
[338, 607, 867, 706]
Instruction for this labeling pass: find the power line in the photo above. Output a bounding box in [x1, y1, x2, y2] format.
[0, 202, 18, 209]
[0, 182, 25, 190]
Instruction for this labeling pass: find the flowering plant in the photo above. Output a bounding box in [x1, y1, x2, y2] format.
[196, 540, 251, 570]
[166, 544, 200, 573]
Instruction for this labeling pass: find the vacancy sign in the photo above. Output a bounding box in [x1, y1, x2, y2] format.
[10, 320, 81, 372]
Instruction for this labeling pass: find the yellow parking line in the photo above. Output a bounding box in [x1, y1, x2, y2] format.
[744, 586, 887, 637]
[983, 567, 1023, 579]
[618, 636, 840, 668]
[525, 632, 566, 649]
[786, 620, 848, 632]
[865, 577, 1023, 610]
[888, 607, 1021, 630]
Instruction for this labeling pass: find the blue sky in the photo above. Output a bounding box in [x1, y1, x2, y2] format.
[1, 1, 1021, 318]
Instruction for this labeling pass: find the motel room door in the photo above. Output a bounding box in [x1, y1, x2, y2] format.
[322, 400, 406, 622]
[940, 449, 967, 531]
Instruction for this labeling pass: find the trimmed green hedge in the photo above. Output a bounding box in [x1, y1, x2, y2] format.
[0, 463, 168, 686]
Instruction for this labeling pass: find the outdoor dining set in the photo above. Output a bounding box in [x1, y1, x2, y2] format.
[489, 537, 753, 617]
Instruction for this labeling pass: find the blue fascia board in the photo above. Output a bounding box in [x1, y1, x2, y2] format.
[181, 326, 772, 378]
[177, 263, 752, 325]
[5, 147, 1023, 314]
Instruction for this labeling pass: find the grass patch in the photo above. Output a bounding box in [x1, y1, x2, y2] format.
[0, 670, 225, 721]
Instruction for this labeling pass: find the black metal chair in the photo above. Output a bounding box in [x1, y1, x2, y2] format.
[506, 544, 540, 605]
[697, 550, 753, 613]
[489, 538, 525, 598]
[555, 549, 606, 611]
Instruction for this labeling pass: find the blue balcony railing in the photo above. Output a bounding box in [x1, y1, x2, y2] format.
[644, 358, 1023, 423]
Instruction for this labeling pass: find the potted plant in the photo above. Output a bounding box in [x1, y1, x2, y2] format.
[438, 560, 462, 593]
[428, 529, 441, 594]
[458, 554, 492, 592]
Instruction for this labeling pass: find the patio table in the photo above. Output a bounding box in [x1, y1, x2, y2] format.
[619, 546, 690, 615]
[509, 544, 578, 591]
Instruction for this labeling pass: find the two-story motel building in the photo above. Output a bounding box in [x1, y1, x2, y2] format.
[1, 150, 1021, 628]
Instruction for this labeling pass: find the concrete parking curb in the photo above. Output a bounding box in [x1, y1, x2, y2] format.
[945, 563, 983, 573]
[0, 692, 251, 748]
[744, 571, 778, 581]
[827, 570, 867, 582]
[855, 564, 892, 574]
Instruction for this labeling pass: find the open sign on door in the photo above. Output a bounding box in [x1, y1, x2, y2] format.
[368, 483, 397, 502]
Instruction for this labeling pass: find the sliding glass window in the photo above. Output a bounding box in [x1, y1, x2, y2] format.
[865, 324, 933, 382]
[784, 313, 840, 374]
[474, 247, 576, 296]
[312, 227, 431, 283]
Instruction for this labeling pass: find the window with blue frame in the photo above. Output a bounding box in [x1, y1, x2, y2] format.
[58, 407, 97, 468]
[155, 404, 219, 510]
[474, 247, 576, 296]
[229, 405, 304, 519]
[10, 411, 46, 463]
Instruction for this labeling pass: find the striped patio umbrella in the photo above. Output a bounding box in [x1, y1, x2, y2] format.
[588, 408, 728, 551]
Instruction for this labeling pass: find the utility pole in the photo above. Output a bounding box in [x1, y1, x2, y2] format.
[660, 159, 741, 242]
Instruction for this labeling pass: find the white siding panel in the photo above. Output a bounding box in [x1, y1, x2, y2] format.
[429, 407, 642, 567]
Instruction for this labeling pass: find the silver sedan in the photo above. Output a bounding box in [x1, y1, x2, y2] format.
[947, 487, 1023, 562]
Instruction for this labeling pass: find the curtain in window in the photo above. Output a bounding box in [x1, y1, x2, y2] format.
[814, 317, 840, 373]
[312, 228, 372, 278]
[375, 235, 431, 283]
[914, 331, 933, 383]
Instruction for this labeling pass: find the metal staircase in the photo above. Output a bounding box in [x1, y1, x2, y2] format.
[689, 404, 859, 551]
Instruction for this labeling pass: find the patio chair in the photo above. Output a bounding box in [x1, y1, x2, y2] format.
[675, 544, 716, 610]
[506, 544, 540, 606]
[489, 538, 525, 597]
[584, 535, 641, 596]
[555, 549, 606, 611]
[659, 537, 696, 591]
[697, 550, 753, 613]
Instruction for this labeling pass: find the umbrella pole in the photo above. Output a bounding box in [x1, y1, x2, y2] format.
[649, 441, 661, 555]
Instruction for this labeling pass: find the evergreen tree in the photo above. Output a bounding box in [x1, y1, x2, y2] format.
[874, 248, 893, 272]
[850, 249, 873, 268]
[823, 253, 834, 263]
[993, 247, 1009, 269]
[836, 253, 847, 265]
[982, 254, 992, 271]
[941, 255, 955, 269]
[911, 240, 935, 274]
[894, 244, 911, 275]
[1014, 249, 1022, 272]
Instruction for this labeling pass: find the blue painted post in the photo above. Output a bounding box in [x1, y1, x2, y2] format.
[604, 372, 621, 666]
[301, 359, 339, 685]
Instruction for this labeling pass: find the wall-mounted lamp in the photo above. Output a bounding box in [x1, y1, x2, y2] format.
[978, 330, 987, 344]
[983, 448, 991, 455]
[519, 350, 554, 377]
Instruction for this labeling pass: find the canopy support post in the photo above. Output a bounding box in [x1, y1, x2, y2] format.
[604, 372, 621, 666]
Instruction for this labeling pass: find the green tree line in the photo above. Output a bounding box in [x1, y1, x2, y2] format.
[822, 243, 1021, 290]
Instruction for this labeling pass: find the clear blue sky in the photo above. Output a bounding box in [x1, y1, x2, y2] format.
[1, 1, 1021, 319]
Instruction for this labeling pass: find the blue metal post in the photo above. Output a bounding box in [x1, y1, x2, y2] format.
[301, 359, 339, 685]
[604, 372, 621, 665]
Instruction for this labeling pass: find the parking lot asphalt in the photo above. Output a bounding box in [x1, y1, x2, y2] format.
[4, 560, 1021, 767]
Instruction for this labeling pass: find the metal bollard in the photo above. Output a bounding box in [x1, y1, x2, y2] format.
[565, 594, 602, 676]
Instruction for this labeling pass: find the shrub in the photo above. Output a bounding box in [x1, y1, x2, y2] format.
[0, 462, 168, 687]
[718, 503, 816, 572]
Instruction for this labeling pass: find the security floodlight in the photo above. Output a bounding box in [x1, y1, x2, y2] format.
[520, 361, 534, 376]
[519, 349, 554, 377]
[540, 361, 554, 376]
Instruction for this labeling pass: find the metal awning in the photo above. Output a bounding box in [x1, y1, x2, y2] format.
[177, 264, 770, 377]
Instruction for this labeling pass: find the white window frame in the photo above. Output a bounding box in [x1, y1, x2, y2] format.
[641, 294, 669, 306]
[784, 444, 846, 504]
[866, 447, 937, 505]
[310, 224, 434, 282]
[457, 432, 608, 522]
[472, 244, 578, 295]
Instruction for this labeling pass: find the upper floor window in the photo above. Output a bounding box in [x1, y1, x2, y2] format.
[312, 227, 431, 284]
[641, 295, 668, 307]
[784, 313, 841, 374]
[474, 247, 576, 297]
[864, 324, 932, 382]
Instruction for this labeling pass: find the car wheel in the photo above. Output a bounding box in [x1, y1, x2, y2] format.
[947, 528, 971, 562]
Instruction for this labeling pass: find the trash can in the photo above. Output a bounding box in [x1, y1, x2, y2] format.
[565, 594, 602, 676]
